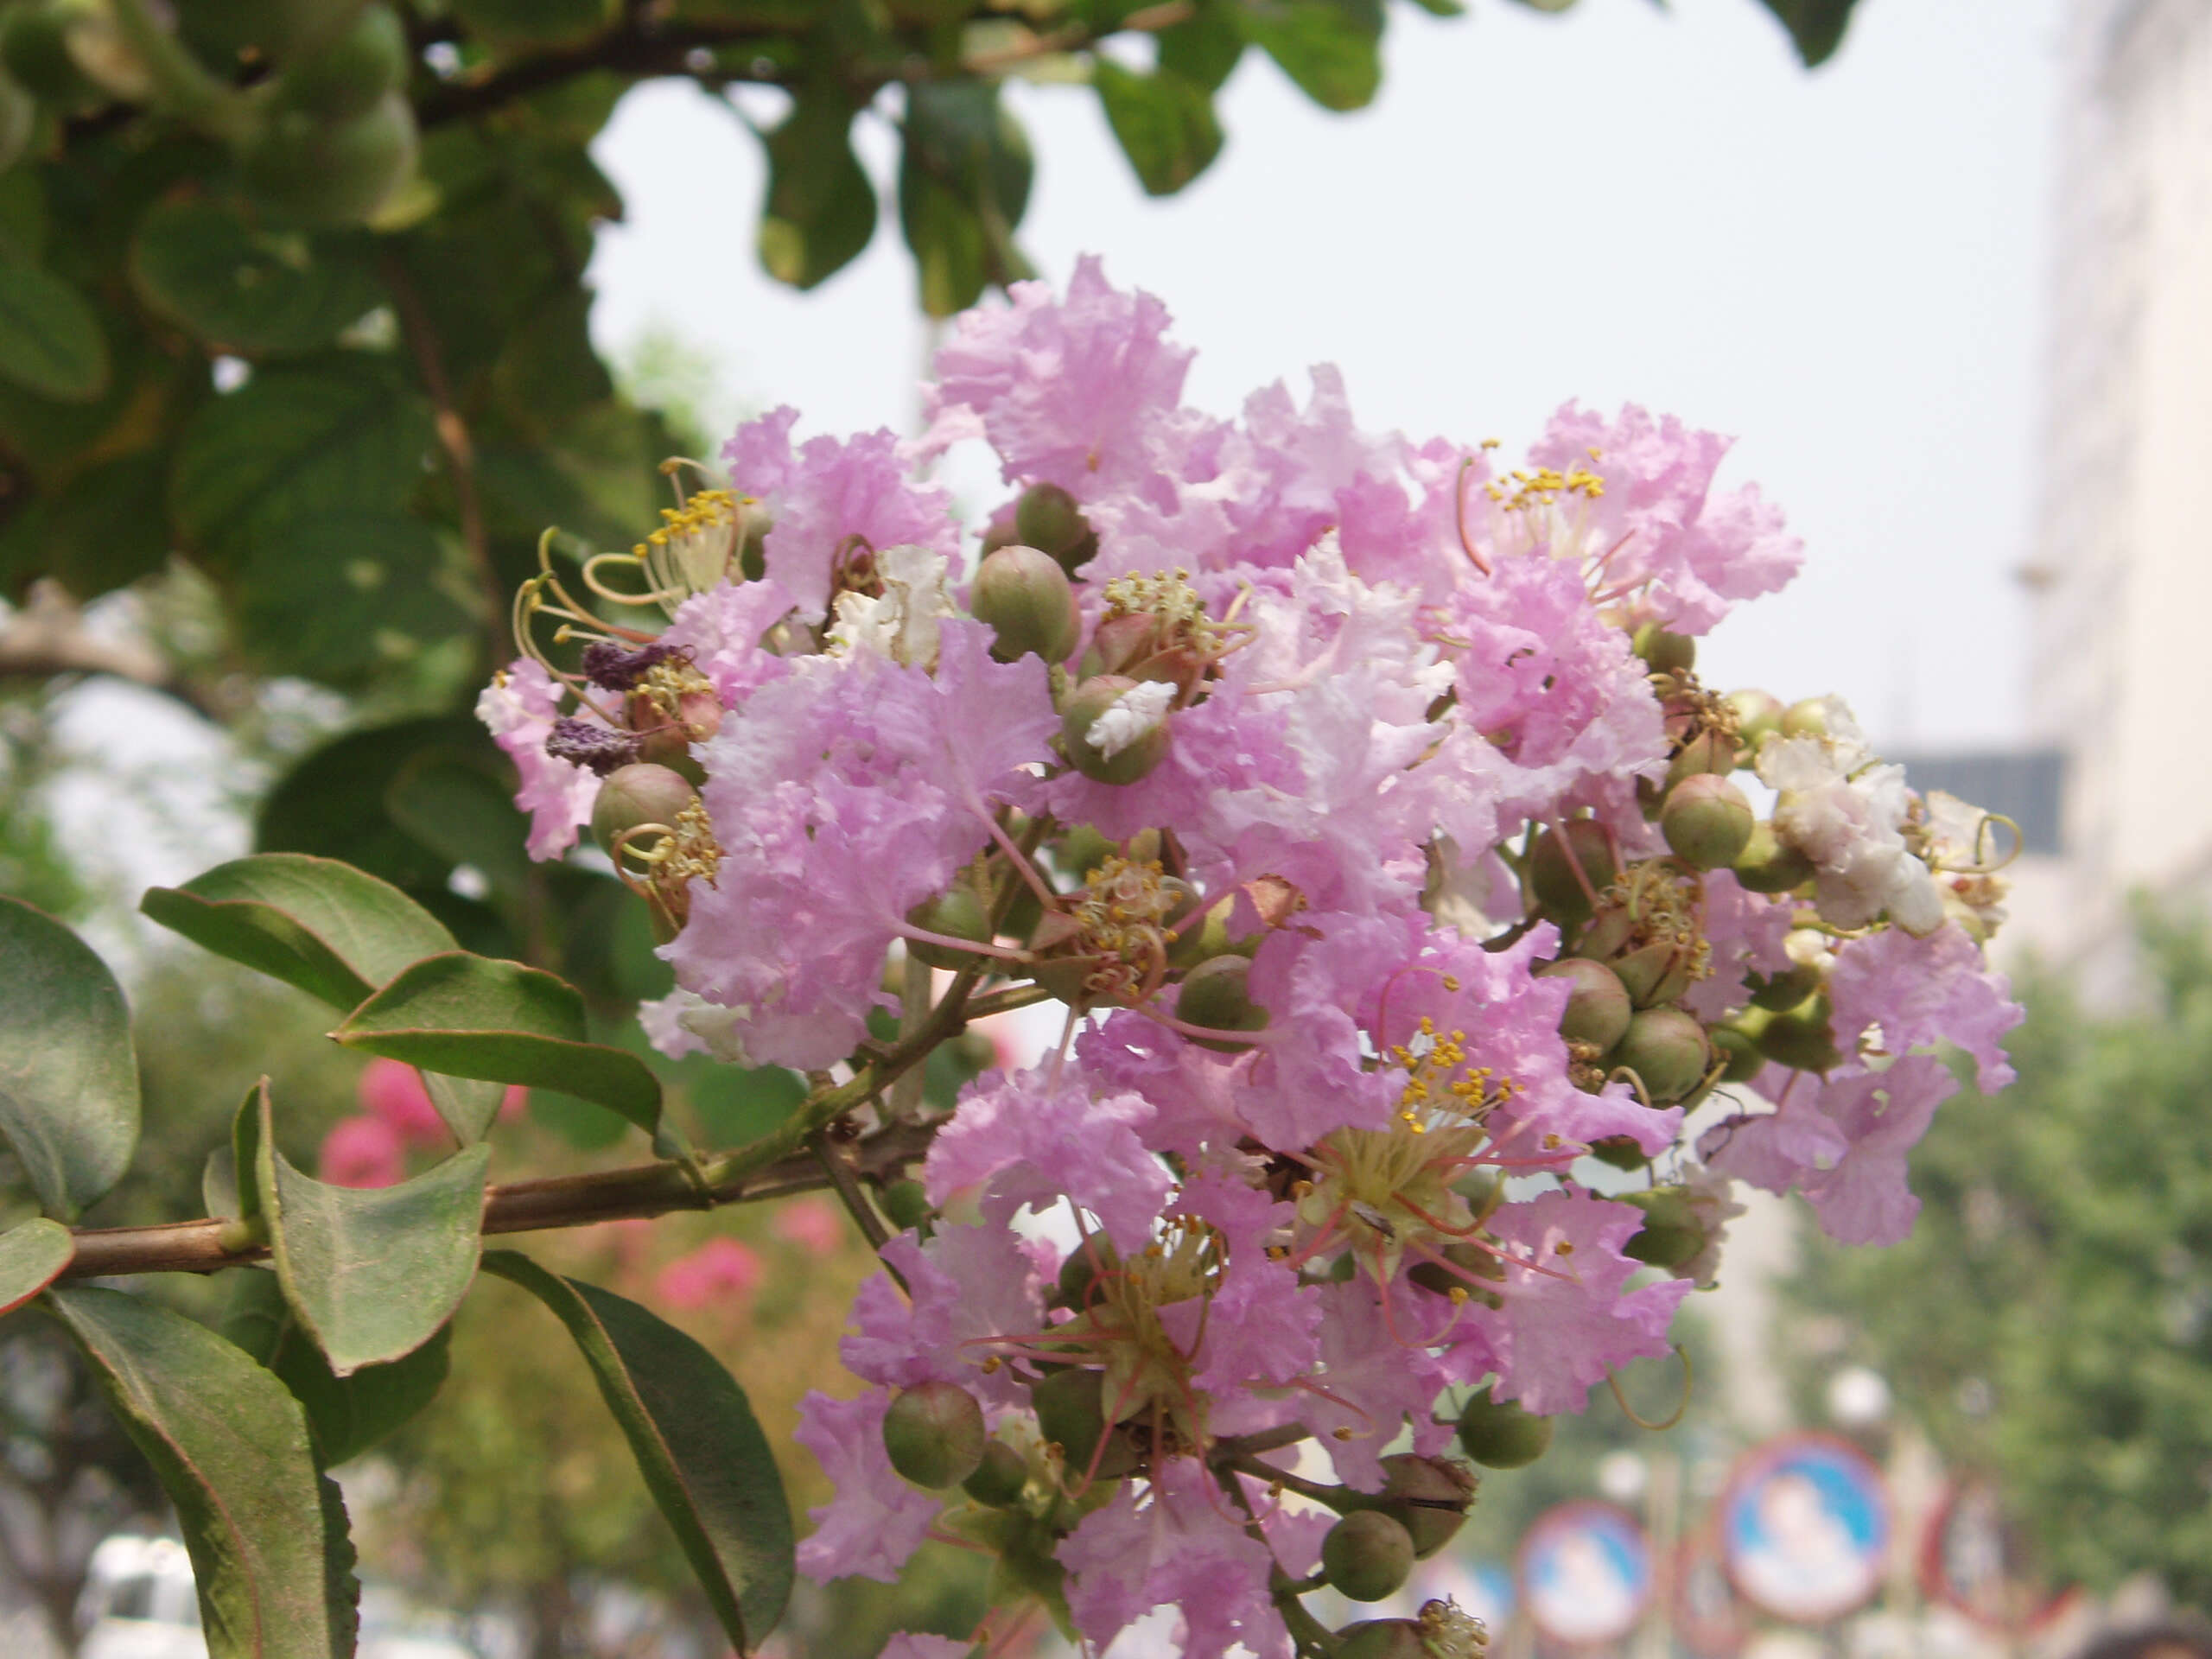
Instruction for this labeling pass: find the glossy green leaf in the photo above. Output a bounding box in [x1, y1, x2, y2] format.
[168, 358, 434, 548]
[482, 1252, 793, 1650]
[0, 1217, 73, 1315]
[0, 448, 171, 602]
[899, 82, 1034, 316]
[1757, 0, 1857, 67]
[228, 511, 468, 685]
[757, 94, 877, 289]
[248, 1080, 486, 1376]
[384, 752, 534, 906]
[1236, 0, 1383, 111]
[220, 1268, 452, 1467]
[1158, 1, 1249, 92]
[1094, 60, 1224, 197]
[141, 852, 459, 1012]
[0, 259, 108, 401]
[130, 200, 385, 357]
[0, 896, 140, 1219]
[48, 1286, 358, 1657]
[256, 716, 493, 893]
[334, 952, 662, 1131]
[899, 164, 989, 319]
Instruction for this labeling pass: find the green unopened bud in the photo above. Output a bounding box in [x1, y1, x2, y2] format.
[973, 544, 1082, 664]
[1029, 1367, 1135, 1480]
[1611, 938, 1695, 1009]
[1323, 1510, 1416, 1602]
[1057, 823, 1116, 880]
[906, 884, 993, 971]
[881, 1382, 987, 1489]
[879, 1179, 933, 1232]
[1062, 674, 1171, 785]
[1758, 995, 1840, 1072]
[1620, 1188, 1704, 1270]
[241, 91, 417, 226]
[1527, 820, 1618, 925]
[1664, 728, 1738, 793]
[1376, 1452, 1477, 1558]
[591, 763, 698, 856]
[1747, 960, 1822, 1012]
[1662, 773, 1754, 869]
[1608, 1007, 1710, 1103]
[1709, 1022, 1766, 1084]
[1781, 696, 1836, 739]
[267, 3, 406, 119]
[961, 1439, 1030, 1507]
[1632, 622, 1695, 677]
[1732, 822, 1815, 893]
[1456, 1383, 1552, 1468]
[1727, 689, 1785, 749]
[1014, 482, 1099, 574]
[1337, 1622, 1429, 1659]
[1173, 955, 1269, 1052]
[1537, 957, 1632, 1052]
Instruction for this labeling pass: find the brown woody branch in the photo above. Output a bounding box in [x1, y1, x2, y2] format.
[0, 582, 225, 723]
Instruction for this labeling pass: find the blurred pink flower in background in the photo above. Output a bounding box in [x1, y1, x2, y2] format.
[655, 1236, 763, 1310]
[772, 1197, 843, 1256]
[319, 1115, 405, 1189]
[358, 1058, 527, 1147]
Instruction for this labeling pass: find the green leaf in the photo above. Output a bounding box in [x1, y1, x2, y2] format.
[899, 82, 1034, 316]
[482, 1252, 793, 1650]
[48, 1286, 358, 1657]
[1235, 0, 1383, 111]
[248, 1079, 486, 1376]
[257, 716, 496, 893]
[899, 163, 988, 319]
[141, 852, 459, 1012]
[757, 93, 878, 289]
[1093, 60, 1224, 197]
[384, 752, 534, 907]
[219, 1268, 452, 1467]
[334, 952, 662, 1132]
[1158, 1, 1249, 91]
[0, 896, 140, 1219]
[1756, 0, 1857, 67]
[130, 199, 385, 357]
[0, 259, 109, 401]
[229, 510, 469, 686]
[0, 448, 172, 602]
[0, 1217, 73, 1315]
[168, 357, 435, 550]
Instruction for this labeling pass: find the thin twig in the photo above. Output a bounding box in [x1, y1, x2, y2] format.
[810, 1128, 907, 1294]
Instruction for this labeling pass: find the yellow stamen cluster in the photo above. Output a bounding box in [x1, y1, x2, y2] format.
[1055, 1217, 1225, 1449]
[1418, 1598, 1490, 1659]
[1484, 464, 1606, 512]
[1101, 568, 1206, 629]
[1065, 855, 1188, 1002]
[636, 655, 716, 728]
[1389, 1015, 1516, 1133]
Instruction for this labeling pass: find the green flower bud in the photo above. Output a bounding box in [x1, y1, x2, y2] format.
[1322, 1510, 1417, 1602]
[1758, 994, 1840, 1072]
[973, 543, 1082, 664]
[1056, 823, 1116, 880]
[1664, 728, 1737, 793]
[1727, 688, 1785, 748]
[1062, 674, 1171, 785]
[591, 763, 698, 856]
[1662, 773, 1755, 869]
[1337, 1622, 1429, 1659]
[1747, 960, 1822, 1012]
[881, 1381, 987, 1489]
[1732, 822, 1815, 893]
[241, 90, 416, 226]
[879, 1179, 933, 1232]
[1014, 482, 1098, 574]
[1536, 957, 1632, 1052]
[1781, 696, 1834, 739]
[1708, 1022, 1766, 1083]
[1376, 1452, 1477, 1558]
[1527, 820, 1618, 925]
[1611, 938, 1695, 1009]
[1028, 1367, 1136, 1479]
[906, 883, 993, 971]
[1173, 955, 1269, 1052]
[1608, 1007, 1711, 1103]
[961, 1438, 1030, 1507]
[1620, 1187, 1704, 1270]
[1456, 1383, 1552, 1468]
[1632, 622, 1695, 677]
[267, 3, 406, 119]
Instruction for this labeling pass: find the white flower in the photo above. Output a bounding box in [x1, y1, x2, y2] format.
[1086, 679, 1175, 759]
[829, 543, 957, 668]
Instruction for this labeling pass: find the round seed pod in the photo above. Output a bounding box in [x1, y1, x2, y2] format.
[1527, 820, 1618, 925]
[1376, 1453, 1477, 1558]
[1662, 773, 1755, 870]
[906, 884, 993, 971]
[1758, 995, 1840, 1073]
[1781, 696, 1836, 739]
[1173, 955, 1269, 1052]
[1028, 1368, 1135, 1480]
[1621, 1187, 1704, 1271]
[1588, 1135, 1650, 1172]
[1337, 1623, 1428, 1659]
[1322, 1511, 1416, 1602]
[240, 90, 416, 226]
[878, 1179, 933, 1232]
[1631, 622, 1695, 677]
[591, 763, 698, 856]
[1708, 1023, 1766, 1084]
[973, 543, 1082, 664]
[1456, 1384, 1553, 1469]
[266, 2, 406, 119]
[1732, 822, 1816, 893]
[1608, 1007, 1711, 1103]
[881, 1382, 987, 1490]
[1536, 957, 1633, 1052]
[961, 1439, 1030, 1507]
[1727, 688, 1785, 749]
[1014, 482, 1099, 574]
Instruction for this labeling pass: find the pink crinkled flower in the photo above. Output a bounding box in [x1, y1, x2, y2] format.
[1828, 921, 2022, 1091]
[1075, 1011, 1249, 1158]
[318, 1115, 404, 1190]
[1333, 435, 1483, 601]
[879, 1637, 970, 1659]
[658, 577, 798, 708]
[1060, 1458, 1291, 1659]
[1170, 1172, 1319, 1405]
[841, 1223, 1045, 1410]
[1682, 870, 1798, 1022]
[1237, 909, 1415, 1149]
[1520, 403, 1802, 634]
[475, 658, 597, 860]
[653, 1236, 763, 1310]
[792, 1389, 938, 1585]
[1300, 1279, 1457, 1491]
[925, 1065, 1171, 1255]
[357, 1058, 449, 1149]
[1188, 367, 1404, 573]
[1480, 1189, 1692, 1415]
[721, 410, 960, 622]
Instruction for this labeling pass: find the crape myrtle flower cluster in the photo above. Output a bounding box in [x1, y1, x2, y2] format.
[478, 258, 2023, 1659]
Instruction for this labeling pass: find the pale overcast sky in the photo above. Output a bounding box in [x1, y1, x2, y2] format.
[588, 0, 2064, 753]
